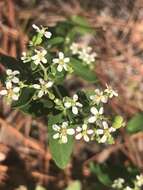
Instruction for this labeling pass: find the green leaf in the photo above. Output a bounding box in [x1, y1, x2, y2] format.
[126, 113, 143, 134]
[90, 163, 112, 186]
[71, 15, 90, 28]
[12, 88, 35, 108]
[65, 181, 81, 190]
[0, 53, 30, 77]
[70, 58, 96, 82]
[112, 115, 124, 129]
[48, 37, 64, 46]
[35, 186, 46, 190]
[48, 114, 74, 169]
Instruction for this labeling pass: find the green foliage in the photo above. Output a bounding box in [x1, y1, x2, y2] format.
[126, 113, 143, 133]
[48, 114, 74, 168]
[70, 58, 97, 82]
[65, 180, 81, 190]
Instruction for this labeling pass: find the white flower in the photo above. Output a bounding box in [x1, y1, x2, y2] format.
[70, 43, 79, 55]
[0, 84, 20, 101]
[96, 121, 116, 143]
[6, 69, 20, 84]
[52, 52, 70, 72]
[136, 174, 143, 187]
[104, 85, 118, 98]
[88, 107, 104, 123]
[124, 186, 132, 190]
[112, 178, 125, 189]
[32, 49, 47, 65]
[32, 24, 52, 39]
[64, 94, 83, 115]
[90, 89, 108, 105]
[75, 124, 94, 142]
[52, 122, 75, 143]
[33, 78, 53, 98]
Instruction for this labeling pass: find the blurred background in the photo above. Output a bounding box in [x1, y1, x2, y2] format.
[0, 0, 143, 190]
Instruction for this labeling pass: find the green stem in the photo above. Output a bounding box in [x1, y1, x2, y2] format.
[39, 63, 48, 80]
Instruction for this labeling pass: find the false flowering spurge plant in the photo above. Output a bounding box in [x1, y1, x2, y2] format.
[112, 174, 143, 190]
[0, 16, 124, 168]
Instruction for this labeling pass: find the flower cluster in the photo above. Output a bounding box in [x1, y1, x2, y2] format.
[0, 24, 122, 147]
[112, 174, 143, 190]
[70, 42, 97, 68]
[53, 86, 120, 144]
[0, 69, 21, 102]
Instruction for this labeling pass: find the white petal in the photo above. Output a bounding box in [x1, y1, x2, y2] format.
[44, 31, 52, 38]
[109, 127, 116, 133]
[53, 133, 60, 139]
[99, 107, 104, 114]
[57, 64, 63, 72]
[46, 81, 53, 88]
[13, 87, 20, 93]
[76, 102, 83, 107]
[12, 77, 19, 83]
[88, 116, 96, 123]
[6, 81, 12, 89]
[13, 70, 20, 75]
[6, 69, 12, 75]
[87, 129, 94, 135]
[67, 128, 75, 135]
[100, 135, 107, 143]
[61, 135, 68, 143]
[63, 64, 68, 71]
[75, 133, 82, 140]
[52, 58, 59, 63]
[73, 94, 78, 101]
[33, 84, 40, 89]
[38, 90, 44, 98]
[90, 107, 98, 115]
[76, 126, 82, 132]
[83, 134, 89, 142]
[64, 57, 70, 63]
[52, 124, 60, 131]
[12, 94, 19, 101]
[0, 90, 7, 95]
[64, 102, 72, 108]
[32, 24, 40, 31]
[59, 52, 64, 59]
[42, 57, 47, 64]
[72, 106, 78, 115]
[39, 78, 45, 85]
[31, 54, 38, 60]
[62, 122, 68, 128]
[96, 129, 104, 135]
[101, 96, 108, 103]
[102, 121, 108, 129]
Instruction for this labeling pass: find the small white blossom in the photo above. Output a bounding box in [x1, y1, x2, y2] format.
[33, 78, 53, 98]
[64, 94, 83, 115]
[32, 49, 47, 65]
[52, 122, 75, 143]
[112, 178, 125, 189]
[52, 52, 70, 72]
[6, 69, 20, 84]
[90, 89, 108, 105]
[32, 24, 52, 39]
[136, 174, 143, 187]
[88, 107, 104, 123]
[78, 46, 97, 65]
[75, 124, 94, 142]
[96, 121, 116, 143]
[70, 43, 80, 55]
[0, 84, 20, 101]
[104, 85, 118, 98]
[124, 186, 132, 190]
